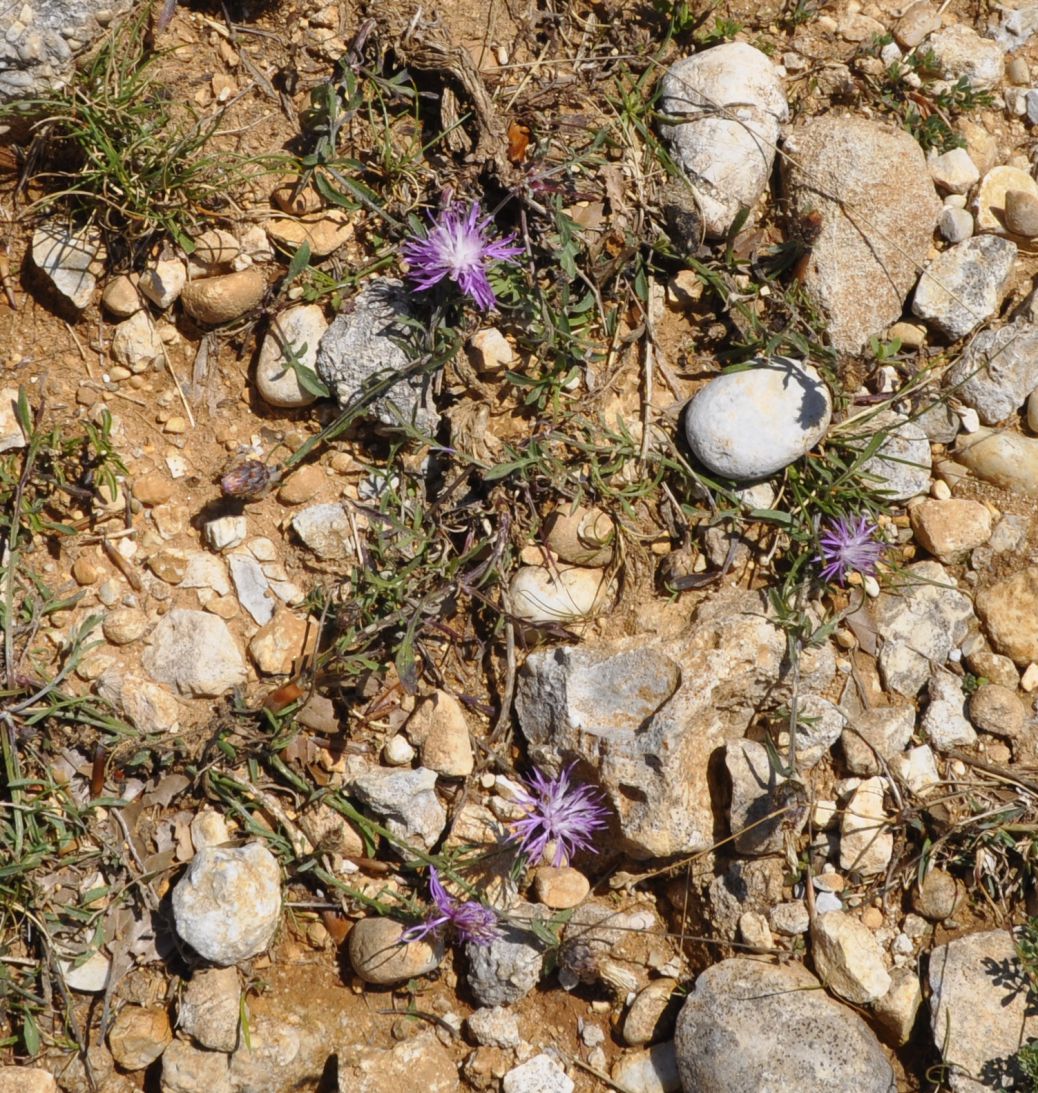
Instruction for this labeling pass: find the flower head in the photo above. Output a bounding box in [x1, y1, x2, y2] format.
[401, 200, 522, 310]
[400, 866, 499, 947]
[816, 514, 887, 586]
[219, 460, 276, 500]
[508, 764, 610, 867]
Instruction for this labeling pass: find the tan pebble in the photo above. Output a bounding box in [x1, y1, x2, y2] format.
[467, 327, 515, 373]
[133, 472, 175, 506]
[147, 550, 188, 584]
[834, 628, 857, 650]
[205, 596, 239, 619]
[72, 556, 103, 585]
[1005, 189, 1038, 238]
[860, 906, 883, 929]
[181, 268, 267, 325]
[101, 274, 142, 318]
[271, 178, 323, 216]
[277, 464, 324, 505]
[1021, 663, 1038, 692]
[163, 416, 187, 435]
[329, 451, 353, 474]
[192, 228, 240, 268]
[531, 866, 590, 908]
[975, 166, 1038, 233]
[102, 608, 149, 645]
[108, 1004, 172, 1071]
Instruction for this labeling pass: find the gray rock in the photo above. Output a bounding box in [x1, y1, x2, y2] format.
[871, 561, 974, 696]
[0, 388, 27, 454]
[841, 704, 915, 775]
[611, 1043, 681, 1093]
[256, 304, 326, 409]
[111, 311, 164, 370]
[709, 859, 785, 940]
[143, 609, 246, 697]
[873, 966, 923, 1045]
[502, 1054, 572, 1093]
[658, 43, 787, 238]
[316, 278, 439, 433]
[913, 866, 964, 921]
[622, 979, 680, 1047]
[338, 1030, 458, 1093]
[928, 148, 979, 195]
[968, 683, 1026, 738]
[162, 1037, 232, 1093]
[995, 4, 1038, 50]
[228, 1010, 334, 1093]
[925, 25, 1005, 89]
[138, 258, 185, 309]
[912, 235, 1017, 340]
[204, 515, 247, 553]
[725, 739, 806, 855]
[920, 669, 977, 750]
[938, 206, 974, 244]
[465, 902, 547, 1006]
[811, 910, 891, 1004]
[347, 916, 443, 986]
[558, 900, 662, 993]
[794, 694, 847, 768]
[465, 1007, 521, 1049]
[674, 959, 896, 1092]
[782, 116, 940, 353]
[683, 357, 831, 479]
[290, 503, 353, 560]
[32, 222, 101, 309]
[0, 0, 133, 102]
[769, 900, 810, 935]
[946, 320, 1038, 425]
[929, 930, 1038, 1091]
[346, 766, 446, 851]
[178, 967, 241, 1052]
[227, 553, 275, 625]
[515, 588, 795, 858]
[855, 411, 932, 501]
[172, 843, 281, 965]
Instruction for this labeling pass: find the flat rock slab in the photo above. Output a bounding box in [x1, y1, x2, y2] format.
[143, 609, 247, 697]
[31, 222, 102, 309]
[946, 320, 1038, 425]
[782, 116, 940, 354]
[675, 958, 896, 1092]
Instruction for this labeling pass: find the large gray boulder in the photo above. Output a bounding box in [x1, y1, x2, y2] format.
[675, 959, 896, 1092]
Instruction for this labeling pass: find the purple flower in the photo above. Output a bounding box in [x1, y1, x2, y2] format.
[508, 764, 610, 867]
[401, 200, 522, 310]
[400, 866, 500, 947]
[816, 514, 887, 586]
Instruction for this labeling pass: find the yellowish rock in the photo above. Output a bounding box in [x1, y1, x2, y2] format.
[181, 268, 267, 325]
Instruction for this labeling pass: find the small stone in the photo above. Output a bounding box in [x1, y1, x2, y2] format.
[138, 258, 187, 308]
[161, 1037, 231, 1092]
[112, 310, 164, 370]
[840, 776, 892, 876]
[172, 842, 281, 965]
[975, 165, 1038, 233]
[277, 464, 324, 504]
[611, 1043, 681, 1093]
[178, 966, 241, 1051]
[291, 503, 352, 559]
[873, 967, 922, 1045]
[72, 556, 102, 585]
[205, 515, 248, 552]
[383, 734, 416, 765]
[928, 148, 979, 195]
[102, 607, 149, 646]
[0, 1068, 57, 1093]
[502, 1053, 573, 1093]
[272, 179, 322, 216]
[976, 566, 1038, 665]
[912, 235, 1017, 340]
[894, 745, 941, 795]
[467, 328, 515, 373]
[32, 222, 101, 309]
[263, 211, 353, 258]
[811, 910, 891, 1004]
[59, 949, 111, 992]
[192, 229, 240, 269]
[955, 426, 1038, 495]
[938, 206, 973, 244]
[726, 739, 805, 854]
[921, 669, 976, 750]
[1008, 56, 1031, 85]
[894, 0, 940, 47]
[256, 304, 328, 409]
[466, 903, 547, 1006]
[101, 274, 141, 318]
[181, 552, 231, 595]
[0, 388, 27, 454]
[841, 705, 915, 776]
[683, 357, 831, 479]
[228, 552, 274, 625]
[860, 906, 883, 930]
[191, 809, 230, 851]
[133, 472, 175, 506]
[143, 609, 246, 697]
[1005, 189, 1038, 237]
[887, 321, 927, 349]
[926, 24, 1004, 89]
[769, 901, 810, 936]
[530, 866, 590, 909]
[909, 498, 992, 561]
[108, 1005, 171, 1070]
[1023, 663, 1038, 691]
[248, 608, 312, 675]
[622, 978, 680, 1047]
[509, 565, 613, 625]
[406, 690, 474, 777]
[969, 683, 1025, 738]
[347, 916, 444, 985]
[338, 1030, 457, 1093]
[181, 268, 266, 325]
[855, 412, 932, 501]
[347, 766, 446, 851]
[466, 1006, 521, 1049]
[912, 867, 964, 921]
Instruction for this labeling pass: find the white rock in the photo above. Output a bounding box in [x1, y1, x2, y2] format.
[178, 966, 241, 1052]
[895, 745, 941, 795]
[111, 310, 164, 370]
[946, 320, 1038, 424]
[406, 690, 474, 777]
[228, 552, 275, 625]
[954, 425, 1038, 495]
[383, 734, 415, 765]
[510, 564, 613, 624]
[611, 1043, 681, 1093]
[840, 776, 893, 875]
[912, 235, 1017, 339]
[468, 327, 515, 373]
[256, 304, 327, 409]
[659, 43, 788, 238]
[346, 766, 446, 851]
[59, 948, 111, 992]
[503, 1054, 573, 1093]
[291, 503, 352, 560]
[684, 357, 831, 479]
[928, 148, 980, 194]
[921, 669, 977, 750]
[180, 551, 231, 596]
[0, 387, 27, 453]
[466, 1006, 521, 1049]
[32, 222, 101, 309]
[138, 258, 187, 309]
[726, 739, 804, 854]
[811, 910, 891, 1004]
[938, 206, 973, 243]
[855, 411, 933, 501]
[975, 164, 1038, 233]
[173, 842, 280, 965]
[204, 515, 248, 553]
[143, 609, 247, 697]
[925, 24, 1005, 89]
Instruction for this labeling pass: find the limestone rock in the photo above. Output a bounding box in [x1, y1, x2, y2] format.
[921, 669, 976, 750]
[338, 1031, 457, 1093]
[913, 867, 964, 922]
[854, 411, 932, 501]
[102, 274, 141, 318]
[873, 966, 923, 1045]
[248, 608, 312, 676]
[406, 690, 474, 777]
[925, 24, 1004, 89]
[466, 1007, 521, 1049]
[172, 842, 281, 965]
[946, 321, 1038, 425]
[725, 739, 806, 855]
[181, 268, 266, 325]
[782, 116, 940, 353]
[346, 765, 446, 851]
[31, 222, 101, 309]
[531, 866, 590, 909]
[810, 910, 891, 1004]
[622, 978, 680, 1047]
[263, 211, 353, 257]
[108, 1005, 171, 1070]
[968, 683, 1025, 738]
[138, 258, 186, 309]
[974, 164, 1038, 233]
[161, 1037, 232, 1093]
[683, 357, 831, 479]
[976, 566, 1038, 665]
[291, 503, 352, 560]
[909, 498, 992, 561]
[659, 43, 788, 238]
[954, 426, 1038, 495]
[112, 311, 164, 370]
[144, 609, 246, 697]
[347, 916, 443, 986]
[178, 966, 241, 1051]
[509, 564, 614, 625]
[256, 304, 327, 409]
[502, 1054, 573, 1093]
[466, 902, 548, 1006]
[840, 776, 893, 876]
[841, 704, 915, 776]
[674, 959, 895, 1092]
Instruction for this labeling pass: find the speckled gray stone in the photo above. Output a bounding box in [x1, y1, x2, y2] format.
[946, 320, 1038, 425]
[675, 959, 895, 1092]
[465, 902, 548, 1006]
[855, 411, 932, 501]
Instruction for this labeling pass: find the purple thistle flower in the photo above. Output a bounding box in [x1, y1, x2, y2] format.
[400, 866, 500, 947]
[816, 514, 888, 586]
[508, 764, 610, 867]
[401, 200, 522, 310]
